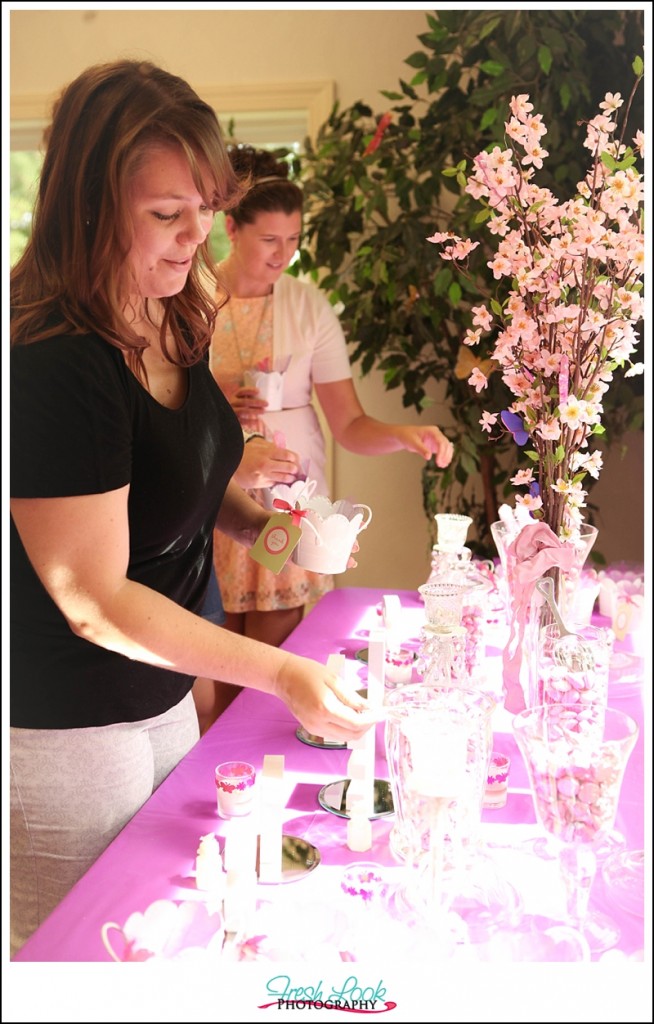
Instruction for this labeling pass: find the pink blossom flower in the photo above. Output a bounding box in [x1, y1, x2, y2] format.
[430, 87, 643, 538]
[480, 411, 498, 433]
[625, 362, 644, 378]
[471, 304, 493, 331]
[464, 327, 482, 347]
[511, 469, 534, 486]
[599, 92, 623, 114]
[515, 493, 542, 513]
[537, 419, 562, 442]
[510, 94, 534, 119]
[469, 367, 489, 392]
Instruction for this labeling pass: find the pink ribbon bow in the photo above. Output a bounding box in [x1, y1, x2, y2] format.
[502, 522, 577, 713]
[272, 498, 307, 528]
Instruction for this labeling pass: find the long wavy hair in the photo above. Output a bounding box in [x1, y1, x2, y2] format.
[10, 60, 248, 378]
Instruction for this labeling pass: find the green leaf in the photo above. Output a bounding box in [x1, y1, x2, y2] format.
[554, 445, 566, 464]
[480, 107, 498, 130]
[448, 281, 462, 305]
[405, 50, 428, 69]
[633, 55, 644, 76]
[442, 167, 459, 177]
[615, 154, 637, 171]
[525, 451, 539, 462]
[601, 152, 618, 171]
[559, 82, 572, 112]
[473, 208, 491, 225]
[591, 423, 606, 435]
[490, 299, 504, 317]
[537, 44, 553, 75]
[433, 268, 452, 296]
[480, 60, 505, 77]
[479, 15, 502, 40]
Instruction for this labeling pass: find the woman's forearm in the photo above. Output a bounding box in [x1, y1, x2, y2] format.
[215, 479, 271, 546]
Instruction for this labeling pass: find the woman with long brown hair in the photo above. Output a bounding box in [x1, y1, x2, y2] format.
[9, 60, 374, 957]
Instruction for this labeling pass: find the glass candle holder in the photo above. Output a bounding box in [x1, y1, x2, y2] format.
[435, 513, 473, 552]
[385, 646, 415, 687]
[418, 581, 471, 629]
[483, 752, 511, 809]
[417, 625, 467, 688]
[215, 761, 256, 819]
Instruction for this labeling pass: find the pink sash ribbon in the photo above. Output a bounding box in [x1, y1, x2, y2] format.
[272, 498, 307, 528]
[502, 522, 577, 713]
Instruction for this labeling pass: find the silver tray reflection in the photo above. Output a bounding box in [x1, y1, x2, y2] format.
[295, 726, 347, 750]
[318, 778, 394, 819]
[256, 834, 321, 884]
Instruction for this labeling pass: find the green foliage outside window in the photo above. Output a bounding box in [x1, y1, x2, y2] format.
[10, 150, 42, 267]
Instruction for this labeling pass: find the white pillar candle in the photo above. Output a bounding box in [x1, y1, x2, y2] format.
[258, 754, 285, 883]
[382, 594, 402, 652]
[404, 718, 469, 797]
[367, 628, 386, 706]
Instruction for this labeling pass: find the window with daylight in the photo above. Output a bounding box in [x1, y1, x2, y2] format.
[9, 80, 334, 268]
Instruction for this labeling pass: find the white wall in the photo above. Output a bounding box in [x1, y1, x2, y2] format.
[9, 7, 645, 585]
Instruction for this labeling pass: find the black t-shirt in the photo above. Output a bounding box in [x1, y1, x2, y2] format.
[10, 331, 243, 728]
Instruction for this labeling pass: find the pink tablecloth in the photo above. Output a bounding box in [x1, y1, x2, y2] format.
[12, 587, 645, 963]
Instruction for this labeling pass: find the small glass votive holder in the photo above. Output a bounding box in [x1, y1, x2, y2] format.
[483, 752, 510, 809]
[385, 647, 414, 687]
[215, 761, 256, 819]
[418, 581, 470, 628]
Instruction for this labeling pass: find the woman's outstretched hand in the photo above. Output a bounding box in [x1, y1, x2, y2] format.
[272, 652, 382, 742]
[396, 424, 454, 467]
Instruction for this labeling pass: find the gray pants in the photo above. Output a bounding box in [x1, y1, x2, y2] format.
[10, 691, 199, 958]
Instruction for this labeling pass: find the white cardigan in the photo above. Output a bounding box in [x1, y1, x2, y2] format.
[261, 273, 353, 497]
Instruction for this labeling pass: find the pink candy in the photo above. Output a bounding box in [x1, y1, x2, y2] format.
[529, 753, 621, 843]
[538, 654, 608, 709]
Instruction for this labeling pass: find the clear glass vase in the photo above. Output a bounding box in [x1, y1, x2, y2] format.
[384, 685, 506, 947]
[385, 684, 496, 868]
[490, 521, 598, 709]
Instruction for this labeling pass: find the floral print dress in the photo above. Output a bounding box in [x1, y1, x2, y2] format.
[209, 294, 333, 613]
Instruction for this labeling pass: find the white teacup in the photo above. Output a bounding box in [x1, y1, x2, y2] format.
[243, 369, 285, 411]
